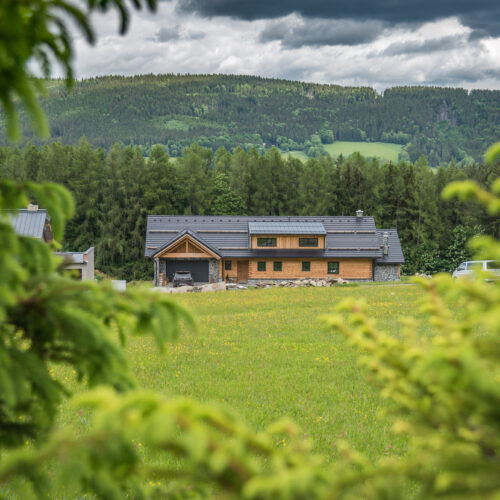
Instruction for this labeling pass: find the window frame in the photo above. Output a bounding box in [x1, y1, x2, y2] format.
[328, 261, 339, 274]
[298, 237, 319, 247]
[302, 261, 311, 272]
[224, 260, 232, 271]
[257, 261, 266, 272]
[257, 237, 277, 247]
[273, 261, 282, 272]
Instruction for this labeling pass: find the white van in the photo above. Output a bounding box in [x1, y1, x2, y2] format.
[452, 260, 500, 280]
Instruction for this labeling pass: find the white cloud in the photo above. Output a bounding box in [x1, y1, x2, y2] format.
[65, 2, 500, 90]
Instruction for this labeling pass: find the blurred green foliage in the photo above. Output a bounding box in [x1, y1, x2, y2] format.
[0, 180, 193, 448]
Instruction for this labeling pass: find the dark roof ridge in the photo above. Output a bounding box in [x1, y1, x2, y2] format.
[152, 228, 221, 258]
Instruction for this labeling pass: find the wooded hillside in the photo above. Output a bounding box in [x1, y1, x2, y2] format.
[2, 75, 499, 165]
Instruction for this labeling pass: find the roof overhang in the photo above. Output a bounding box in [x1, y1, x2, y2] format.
[153, 230, 221, 259]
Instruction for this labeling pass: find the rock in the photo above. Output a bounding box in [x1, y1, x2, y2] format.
[201, 282, 227, 292]
[171, 285, 193, 293]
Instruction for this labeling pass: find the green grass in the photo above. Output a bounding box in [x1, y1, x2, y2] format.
[56, 285, 429, 467]
[284, 141, 403, 164]
[324, 141, 403, 162]
[132, 286, 427, 462]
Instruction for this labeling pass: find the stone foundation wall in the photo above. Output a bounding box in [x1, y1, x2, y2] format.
[208, 258, 220, 282]
[247, 278, 372, 286]
[374, 264, 400, 282]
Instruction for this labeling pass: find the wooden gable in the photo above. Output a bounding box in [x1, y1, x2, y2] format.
[155, 234, 220, 260]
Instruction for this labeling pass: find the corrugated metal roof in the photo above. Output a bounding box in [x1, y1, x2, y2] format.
[145, 216, 393, 259]
[248, 221, 326, 235]
[7, 209, 49, 239]
[375, 229, 405, 264]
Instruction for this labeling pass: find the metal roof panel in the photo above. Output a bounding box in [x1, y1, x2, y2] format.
[248, 221, 326, 235]
[7, 209, 48, 239]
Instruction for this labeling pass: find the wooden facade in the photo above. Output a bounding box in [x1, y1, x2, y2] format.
[222, 258, 373, 281]
[250, 235, 325, 249]
[155, 234, 219, 260]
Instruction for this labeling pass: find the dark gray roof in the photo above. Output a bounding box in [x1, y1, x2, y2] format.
[145, 216, 393, 260]
[248, 221, 326, 235]
[7, 209, 50, 240]
[376, 229, 405, 264]
[153, 229, 222, 257]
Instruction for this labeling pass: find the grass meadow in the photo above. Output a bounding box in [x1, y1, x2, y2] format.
[285, 141, 403, 164]
[57, 284, 427, 467]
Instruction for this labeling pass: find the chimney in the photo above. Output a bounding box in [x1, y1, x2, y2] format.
[383, 231, 389, 256]
[356, 209, 363, 218]
[27, 204, 39, 211]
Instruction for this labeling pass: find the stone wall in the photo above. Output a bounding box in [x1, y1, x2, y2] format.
[208, 258, 220, 282]
[157, 258, 166, 286]
[247, 278, 372, 285]
[374, 264, 400, 282]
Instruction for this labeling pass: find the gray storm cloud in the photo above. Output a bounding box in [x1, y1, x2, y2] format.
[67, 1, 500, 91]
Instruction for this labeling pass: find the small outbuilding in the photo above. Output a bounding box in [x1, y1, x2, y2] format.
[54, 248, 95, 281]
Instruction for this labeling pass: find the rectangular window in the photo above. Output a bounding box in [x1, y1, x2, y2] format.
[257, 261, 266, 271]
[224, 261, 232, 271]
[257, 237, 277, 247]
[273, 261, 282, 272]
[302, 261, 311, 272]
[299, 237, 319, 247]
[328, 261, 339, 274]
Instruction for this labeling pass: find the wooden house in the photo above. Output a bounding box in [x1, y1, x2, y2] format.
[145, 212, 404, 285]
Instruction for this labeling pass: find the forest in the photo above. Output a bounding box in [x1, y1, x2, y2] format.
[1, 74, 499, 165]
[1, 138, 498, 280]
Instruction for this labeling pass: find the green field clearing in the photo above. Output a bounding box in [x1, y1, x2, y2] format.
[285, 141, 403, 163]
[57, 284, 427, 465]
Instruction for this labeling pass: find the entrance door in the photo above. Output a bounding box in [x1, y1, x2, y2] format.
[237, 260, 249, 282]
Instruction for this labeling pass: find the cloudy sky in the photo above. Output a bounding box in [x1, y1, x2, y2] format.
[70, 0, 500, 90]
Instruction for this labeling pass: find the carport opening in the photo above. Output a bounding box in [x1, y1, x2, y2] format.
[164, 259, 209, 283]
